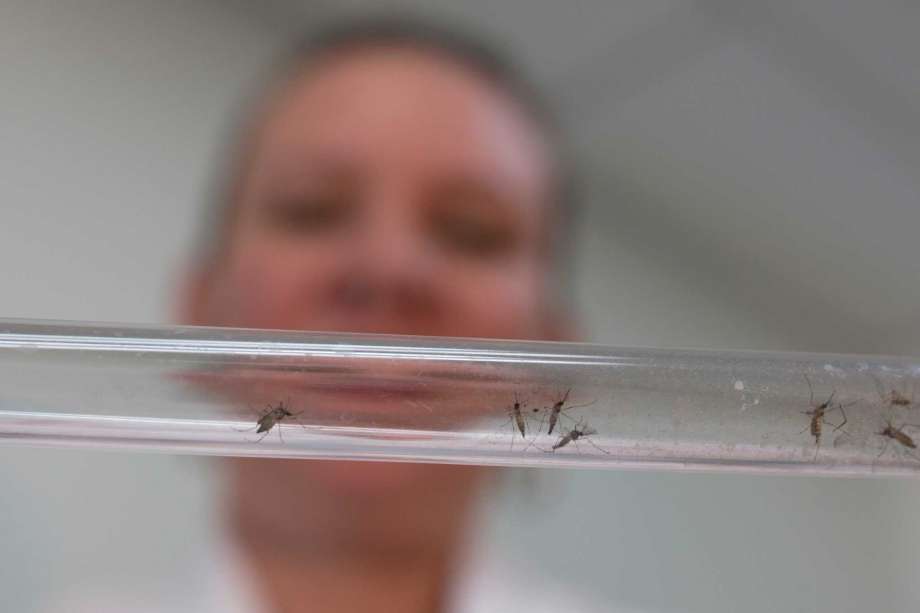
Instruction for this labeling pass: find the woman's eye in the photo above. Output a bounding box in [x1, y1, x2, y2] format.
[431, 211, 515, 258]
[265, 196, 351, 235]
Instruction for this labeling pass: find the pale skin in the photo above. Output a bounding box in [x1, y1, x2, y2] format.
[180, 45, 567, 613]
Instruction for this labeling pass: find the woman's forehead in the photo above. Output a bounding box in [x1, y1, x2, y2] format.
[248, 47, 554, 199]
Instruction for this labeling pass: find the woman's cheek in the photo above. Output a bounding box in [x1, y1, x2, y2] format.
[217, 244, 309, 328]
[449, 264, 543, 339]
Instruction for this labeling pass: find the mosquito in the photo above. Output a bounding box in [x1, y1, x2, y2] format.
[550, 419, 609, 455]
[235, 401, 303, 443]
[541, 388, 596, 436]
[800, 375, 848, 460]
[494, 394, 528, 450]
[510, 394, 527, 439]
[872, 374, 915, 409]
[876, 418, 920, 461]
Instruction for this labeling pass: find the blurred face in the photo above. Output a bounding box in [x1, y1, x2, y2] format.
[205, 46, 556, 340]
[185, 46, 561, 551]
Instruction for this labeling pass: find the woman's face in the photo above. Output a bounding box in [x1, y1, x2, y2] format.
[186, 46, 560, 524]
[207, 46, 557, 341]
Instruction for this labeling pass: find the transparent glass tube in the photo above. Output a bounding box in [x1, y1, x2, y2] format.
[1, 318, 919, 477]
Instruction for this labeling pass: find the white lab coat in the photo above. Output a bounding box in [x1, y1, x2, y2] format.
[46, 535, 617, 613]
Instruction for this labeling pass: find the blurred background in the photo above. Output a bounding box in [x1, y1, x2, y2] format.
[1, 1, 919, 611]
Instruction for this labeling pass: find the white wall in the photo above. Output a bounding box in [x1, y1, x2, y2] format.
[1, 2, 919, 612]
[0, 0, 278, 322]
[0, 2, 276, 611]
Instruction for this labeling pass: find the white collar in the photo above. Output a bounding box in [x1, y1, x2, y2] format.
[197, 534, 607, 613]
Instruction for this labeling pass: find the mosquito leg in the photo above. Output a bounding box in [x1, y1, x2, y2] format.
[804, 374, 815, 407]
[584, 437, 611, 456]
[877, 439, 891, 460]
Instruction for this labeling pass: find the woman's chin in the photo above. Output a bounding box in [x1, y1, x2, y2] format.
[301, 459, 473, 498]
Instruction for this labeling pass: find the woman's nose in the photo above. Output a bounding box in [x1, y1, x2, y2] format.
[333, 198, 439, 318]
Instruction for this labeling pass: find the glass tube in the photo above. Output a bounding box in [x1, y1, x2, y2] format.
[1, 318, 918, 477]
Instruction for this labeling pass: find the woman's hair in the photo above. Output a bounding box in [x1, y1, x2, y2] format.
[202, 14, 578, 307]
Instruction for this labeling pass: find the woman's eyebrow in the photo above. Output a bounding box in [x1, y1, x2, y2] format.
[260, 144, 363, 182]
[429, 168, 504, 196]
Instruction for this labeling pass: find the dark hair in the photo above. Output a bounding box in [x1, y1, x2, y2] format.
[297, 16, 558, 142]
[202, 15, 578, 308]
